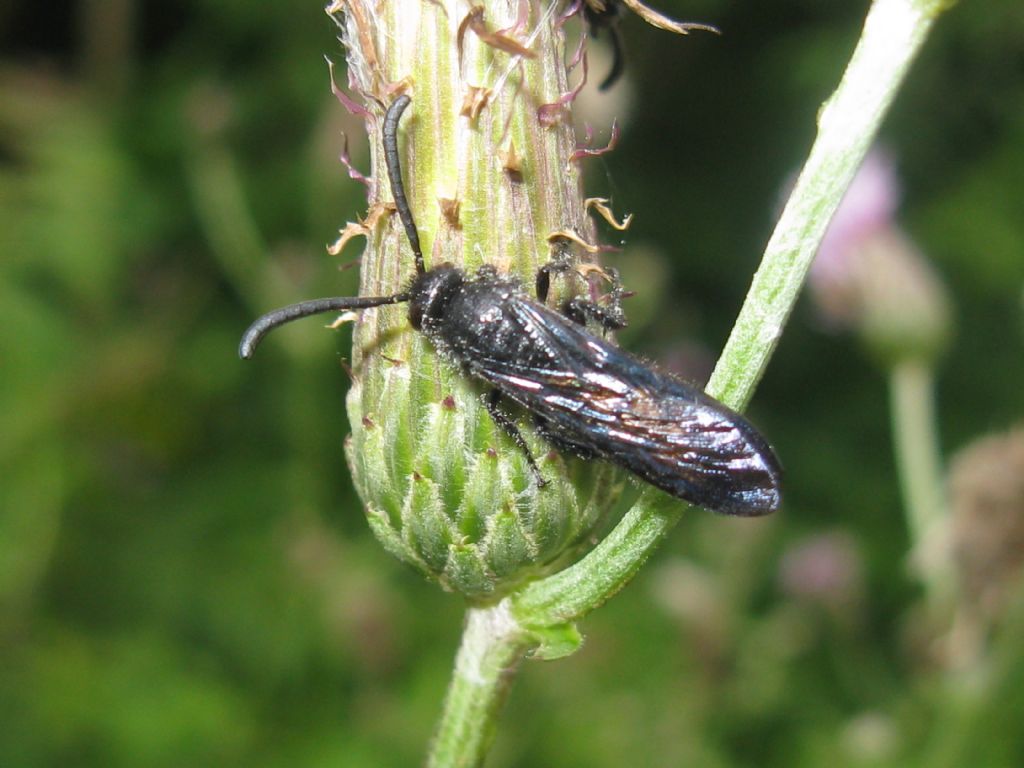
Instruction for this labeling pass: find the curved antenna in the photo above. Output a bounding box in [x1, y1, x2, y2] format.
[239, 293, 410, 359]
[382, 94, 425, 275]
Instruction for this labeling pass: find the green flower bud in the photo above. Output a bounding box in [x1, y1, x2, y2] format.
[346, 321, 623, 600]
[334, 0, 625, 599]
[853, 228, 951, 366]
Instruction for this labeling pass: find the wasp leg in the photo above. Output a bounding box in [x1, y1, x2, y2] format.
[537, 256, 630, 332]
[535, 252, 574, 305]
[563, 295, 628, 331]
[483, 390, 548, 487]
[564, 266, 630, 332]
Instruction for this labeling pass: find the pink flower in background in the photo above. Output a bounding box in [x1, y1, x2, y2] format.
[815, 150, 902, 272]
[810, 149, 901, 328]
[778, 531, 864, 612]
[807, 149, 950, 364]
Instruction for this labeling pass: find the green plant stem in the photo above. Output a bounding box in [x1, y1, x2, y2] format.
[427, 604, 534, 768]
[512, 0, 951, 629]
[889, 359, 952, 608]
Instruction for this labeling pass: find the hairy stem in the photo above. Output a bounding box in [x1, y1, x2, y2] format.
[427, 603, 533, 767]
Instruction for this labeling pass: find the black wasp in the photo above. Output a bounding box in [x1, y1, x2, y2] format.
[240, 94, 781, 517]
[583, 0, 717, 91]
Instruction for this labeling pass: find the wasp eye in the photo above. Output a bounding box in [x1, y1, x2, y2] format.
[408, 301, 424, 330]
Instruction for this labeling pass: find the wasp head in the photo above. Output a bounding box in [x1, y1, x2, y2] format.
[407, 265, 465, 332]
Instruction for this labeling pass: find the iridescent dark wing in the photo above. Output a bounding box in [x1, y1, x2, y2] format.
[465, 297, 782, 516]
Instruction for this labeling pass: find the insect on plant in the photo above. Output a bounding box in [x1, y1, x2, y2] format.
[240, 94, 782, 517]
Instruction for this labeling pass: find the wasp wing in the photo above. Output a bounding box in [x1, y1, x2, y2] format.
[465, 298, 781, 516]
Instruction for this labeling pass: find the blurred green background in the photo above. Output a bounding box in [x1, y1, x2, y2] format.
[2, 1, 1023, 766]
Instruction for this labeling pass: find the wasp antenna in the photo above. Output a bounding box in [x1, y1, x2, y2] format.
[239, 293, 410, 359]
[383, 94, 425, 275]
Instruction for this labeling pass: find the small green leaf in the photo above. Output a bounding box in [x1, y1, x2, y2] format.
[526, 622, 583, 661]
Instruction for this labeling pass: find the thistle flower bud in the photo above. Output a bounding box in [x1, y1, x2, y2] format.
[847, 228, 951, 366]
[333, 0, 624, 599]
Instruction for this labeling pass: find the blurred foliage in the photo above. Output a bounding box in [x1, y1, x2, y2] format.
[2, 0, 1023, 766]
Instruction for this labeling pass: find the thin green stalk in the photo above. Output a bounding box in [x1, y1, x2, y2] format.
[427, 603, 534, 768]
[889, 359, 952, 608]
[512, 0, 953, 629]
